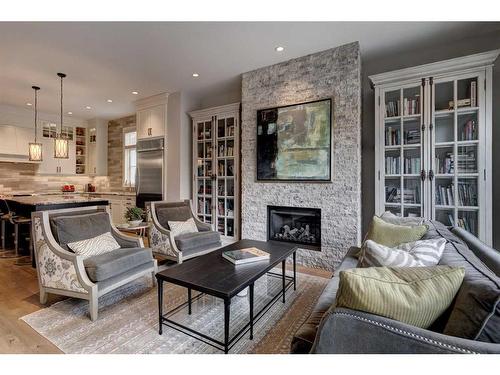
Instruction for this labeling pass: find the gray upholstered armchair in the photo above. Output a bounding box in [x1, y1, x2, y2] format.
[32, 206, 157, 321]
[148, 200, 222, 263]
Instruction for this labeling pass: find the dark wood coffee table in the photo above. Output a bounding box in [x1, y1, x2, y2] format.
[155, 239, 297, 353]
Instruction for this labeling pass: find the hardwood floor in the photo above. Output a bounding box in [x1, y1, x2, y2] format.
[0, 254, 331, 354]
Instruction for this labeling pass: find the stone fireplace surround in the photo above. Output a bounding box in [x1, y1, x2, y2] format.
[240, 42, 362, 272]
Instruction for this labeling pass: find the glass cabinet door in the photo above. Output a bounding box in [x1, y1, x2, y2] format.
[432, 74, 481, 236]
[382, 84, 423, 217]
[195, 119, 214, 225]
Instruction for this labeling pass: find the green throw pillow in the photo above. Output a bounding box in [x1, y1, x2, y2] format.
[366, 216, 427, 247]
[336, 266, 465, 329]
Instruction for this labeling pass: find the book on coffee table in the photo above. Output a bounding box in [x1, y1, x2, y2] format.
[222, 247, 270, 265]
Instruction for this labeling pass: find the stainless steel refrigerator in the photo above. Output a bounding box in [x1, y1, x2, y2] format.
[136, 138, 164, 208]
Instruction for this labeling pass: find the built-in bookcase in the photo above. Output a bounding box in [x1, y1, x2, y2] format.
[371, 50, 498, 245]
[190, 103, 240, 241]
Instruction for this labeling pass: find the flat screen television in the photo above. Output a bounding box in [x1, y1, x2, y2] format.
[256, 98, 332, 181]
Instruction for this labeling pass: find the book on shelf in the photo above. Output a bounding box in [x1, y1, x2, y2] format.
[448, 98, 471, 110]
[470, 81, 477, 107]
[457, 216, 476, 234]
[385, 187, 420, 204]
[222, 247, 270, 265]
[447, 214, 455, 226]
[218, 201, 225, 215]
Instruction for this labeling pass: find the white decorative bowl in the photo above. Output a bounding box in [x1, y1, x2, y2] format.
[128, 220, 143, 227]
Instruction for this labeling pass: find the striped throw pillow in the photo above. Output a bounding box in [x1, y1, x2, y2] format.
[67, 232, 121, 258]
[336, 266, 465, 328]
[360, 238, 446, 268]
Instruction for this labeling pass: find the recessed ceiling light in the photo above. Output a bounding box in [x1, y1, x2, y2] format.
[26, 102, 32, 106]
[107, 99, 113, 103]
[192, 73, 199, 78]
[85, 106, 92, 110]
[132, 91, 139, 95]
[67, 111, 73, 115]
[275, 46, 285, 52]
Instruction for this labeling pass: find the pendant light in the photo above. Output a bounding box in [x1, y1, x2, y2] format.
[54, 72, 69, 159]
[28, 85, 43, 161]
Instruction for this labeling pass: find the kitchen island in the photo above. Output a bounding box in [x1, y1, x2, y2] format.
[4, 195, 109, 218]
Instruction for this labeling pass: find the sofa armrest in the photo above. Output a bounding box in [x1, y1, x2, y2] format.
[311, 308, 500, 354]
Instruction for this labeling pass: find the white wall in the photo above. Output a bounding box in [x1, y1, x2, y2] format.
[0, 103, 87, 129]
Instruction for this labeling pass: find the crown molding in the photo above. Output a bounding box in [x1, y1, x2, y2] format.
[189, 102, 240, 118]
[134, 92, 169, 111]
[369, 49, 500, 87]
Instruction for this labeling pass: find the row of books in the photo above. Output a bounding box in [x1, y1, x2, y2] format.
[198, 185, 212, 195]
[385, 156, 400, 175]
[218, 184, 234, 196]
[218, 144, 234, 157]
[435, 153, 454, 174]
[217, 126, 235, 138]
[404, 157, 421, 174]
[436, 184, 454, 206]
[456, 151, 476, 173]
[198, 129, 212, 140]
[385, 100, 400, 117]
[404, 129, 420, 144]
[457, 181, 478, 207]
[403, 96, 420, 116]
[385, 186, 420, 204]
[461, 119, 477, 141]
[456, 216, 477, 234]
[197, 199, 212, 215]
[385, 127, 401, 146]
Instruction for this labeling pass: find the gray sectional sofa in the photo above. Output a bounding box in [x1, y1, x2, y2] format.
[291, 221, 500, 354]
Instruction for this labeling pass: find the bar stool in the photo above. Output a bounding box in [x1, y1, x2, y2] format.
[0, 199, 33, 263]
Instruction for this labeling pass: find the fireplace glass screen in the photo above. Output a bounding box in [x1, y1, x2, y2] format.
[267, 205, 321, 250]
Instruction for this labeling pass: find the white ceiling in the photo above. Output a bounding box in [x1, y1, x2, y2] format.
[1, 22, 499, 120]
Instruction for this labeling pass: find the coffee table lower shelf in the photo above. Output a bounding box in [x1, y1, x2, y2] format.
[157, 262, 296, 353]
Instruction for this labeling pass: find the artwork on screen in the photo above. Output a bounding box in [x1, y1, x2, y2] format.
[256, 99, 332, 181]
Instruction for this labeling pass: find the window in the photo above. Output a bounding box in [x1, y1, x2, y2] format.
[123, 128, 137, 187]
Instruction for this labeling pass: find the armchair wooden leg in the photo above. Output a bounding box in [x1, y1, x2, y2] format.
[89, 295, 98, 321]
[40, 289, 48, 304]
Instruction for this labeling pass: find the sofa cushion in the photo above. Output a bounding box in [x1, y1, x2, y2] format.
[424, 221, 500, 343]
[50, 212, 111, 251]
[168, 218, 198, 237]
[336, 266, 465, 329]
[380, 211, 425, 226]
[156, 205, 192, 230]
[174, 231, 221, 252]
[83, 247, 153, 282]
[366, 216, 427, 247]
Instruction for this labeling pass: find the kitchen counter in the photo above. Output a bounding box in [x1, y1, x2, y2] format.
[1, 190, 135, 197]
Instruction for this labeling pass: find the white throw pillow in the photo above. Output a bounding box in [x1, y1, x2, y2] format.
[168, 218, 199, 237]
[67, 232, 121, 258]
[380, 211, 425, 226]
[360, 238, 446, 268]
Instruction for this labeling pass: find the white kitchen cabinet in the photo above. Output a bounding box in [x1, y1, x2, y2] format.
[36, 121, 77, 175]
[87, 119, 108, 175]
[0, 125, 35, 159]
[135, 93, 168, 140]
[99, 194, 136, 225]
[370, 50, 499, 245]
[0, 125, 21, 155]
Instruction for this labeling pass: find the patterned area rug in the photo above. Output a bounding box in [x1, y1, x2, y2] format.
[21, 271, 328, 354]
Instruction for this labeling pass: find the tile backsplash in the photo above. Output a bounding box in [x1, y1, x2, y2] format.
[0, 162, 110, 194]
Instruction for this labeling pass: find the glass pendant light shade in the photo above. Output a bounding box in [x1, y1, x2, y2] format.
[54, 72, 69, 159]
[29, 142, 43, 161]
[29, 85, 43, 162]
[54, 135, 69, 159]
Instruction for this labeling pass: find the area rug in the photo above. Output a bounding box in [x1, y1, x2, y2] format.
[21, 270, 329, 354]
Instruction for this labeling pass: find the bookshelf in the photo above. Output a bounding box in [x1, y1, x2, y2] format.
[371, 50, 498, 245]
[190, 103, 240, 241]
[75, 126, 86, 175]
